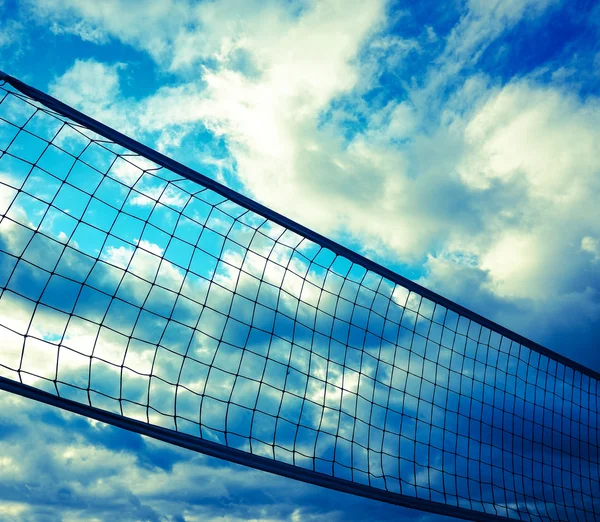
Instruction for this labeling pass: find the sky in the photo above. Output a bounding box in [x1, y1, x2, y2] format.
[0, 0, 599, 521]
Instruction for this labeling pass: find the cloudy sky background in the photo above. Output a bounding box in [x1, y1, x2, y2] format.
[1, 0, 599, 520]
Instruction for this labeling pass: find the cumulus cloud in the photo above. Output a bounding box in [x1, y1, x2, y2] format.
[582, 236, 600, 263]
[48, 59, 135, 136]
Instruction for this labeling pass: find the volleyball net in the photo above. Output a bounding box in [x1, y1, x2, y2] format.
[0, 71, 598, 522]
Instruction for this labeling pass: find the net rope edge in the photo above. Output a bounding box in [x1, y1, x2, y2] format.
[0, 375, 512, 522]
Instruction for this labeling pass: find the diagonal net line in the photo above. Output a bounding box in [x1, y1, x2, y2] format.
[0, 73, 599, 522]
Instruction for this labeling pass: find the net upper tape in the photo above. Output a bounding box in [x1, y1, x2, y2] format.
[0, 77, 598, 522]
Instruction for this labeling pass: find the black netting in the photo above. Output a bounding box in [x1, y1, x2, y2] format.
[0, 74, 599, 522]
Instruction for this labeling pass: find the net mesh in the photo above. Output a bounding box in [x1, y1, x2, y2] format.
[0, 77, 599, 522]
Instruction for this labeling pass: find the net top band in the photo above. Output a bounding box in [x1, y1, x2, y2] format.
[0, 69, 596, 381]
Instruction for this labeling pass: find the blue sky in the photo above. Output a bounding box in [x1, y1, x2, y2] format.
[1, 0, 600, 521]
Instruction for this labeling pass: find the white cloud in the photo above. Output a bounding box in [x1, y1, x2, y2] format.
[48, 59, 135, 135]
[130, 185, 190, 208]
[582, 236, 600, 263]
[26, 0, 187, 66]
[0, 19, 23, 50]
[49, 19, 108, 43]
[459, 82, 600, 198]
[440, 0, 558, 75]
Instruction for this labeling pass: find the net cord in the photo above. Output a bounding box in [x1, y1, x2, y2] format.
[0, 374, 512, 522]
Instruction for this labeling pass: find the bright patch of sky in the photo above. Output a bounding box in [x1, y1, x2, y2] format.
[1, 0, 600, 520]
